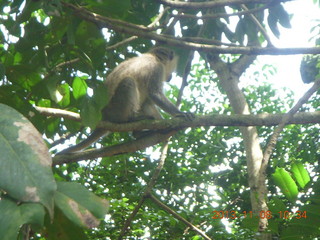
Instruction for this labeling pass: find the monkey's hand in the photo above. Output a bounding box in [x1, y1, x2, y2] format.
[175, 112, 195, 121]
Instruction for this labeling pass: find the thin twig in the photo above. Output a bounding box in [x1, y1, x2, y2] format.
[149, 194, 213, 240]
[118, 141, 169, 239]
[63, 2, 320, 55]
[106, 7, 170, 50]
[34, 106, 80, 121]
[177, 7, 210, 106]
[260, 78, 320, 175]
[240, 4, 273, 46]
[172, 3, 271, 19]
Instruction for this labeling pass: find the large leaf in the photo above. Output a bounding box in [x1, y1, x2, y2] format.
[267, 4, 291, 38]
[80, 97, 101, 129]
[281, 204, 320, 239]
[272, 168, 298, 202]
[54, 182, 109, 228]
[72, 76, 88, 100]
[57, 83, 71, 107]
[45, 207, 88, 240]
[0, 104, 56, 216]
[291, 162, 310, 189]
[0, 197, 45, 240]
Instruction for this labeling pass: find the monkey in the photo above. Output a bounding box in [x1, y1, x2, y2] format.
[58, 47, 194, 154]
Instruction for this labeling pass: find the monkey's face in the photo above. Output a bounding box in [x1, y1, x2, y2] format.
[149, 47, 178, 82]
[165, 55, 178, 81]
[166, 73, 173, 82]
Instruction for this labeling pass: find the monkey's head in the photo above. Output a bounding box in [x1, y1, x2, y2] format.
[149, 47, 178, 81]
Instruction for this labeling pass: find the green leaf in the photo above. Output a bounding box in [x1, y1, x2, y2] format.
[241, 215, 259, 231]
[89, 0, 131, 18]
[291, 162, 310, 189]
[0, 198, 45, 240]
[91, 82, 109, 110]
[272, 168, 298, 202]
[267, 12, 280, 38]
[0, 63, 5, 80]
[45, 207, 88, 240]
[80, 98, 101, 129]
[268, 197, 287, 214]
[267, 4, 291, 38]
[0, 104, 56, 217]
[5, 65, 41, 90]
[57, 83, 71, 107]
[54, 182, 109, 228]
[72, 77, 88, 100]
[275, 4, 291, 28]
[38, 98, 51, 108]
[235, 19, 245, 44]
[45, 16, 69, 44]
[46, 75, 60, 103]
[15, 0, 41, 23]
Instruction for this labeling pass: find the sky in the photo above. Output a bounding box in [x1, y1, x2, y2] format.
[258, 0, 319, 100]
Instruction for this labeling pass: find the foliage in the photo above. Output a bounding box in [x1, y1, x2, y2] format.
[0, 104, 108, 239]
[300, 54, 320, 83]
[0, 0, 319, 239]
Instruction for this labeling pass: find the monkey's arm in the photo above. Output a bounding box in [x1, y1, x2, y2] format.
[149, 90, 194, 121]
[146, 64, 194, 120]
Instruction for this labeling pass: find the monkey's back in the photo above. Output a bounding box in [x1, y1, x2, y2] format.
[105, 53, 166, 104]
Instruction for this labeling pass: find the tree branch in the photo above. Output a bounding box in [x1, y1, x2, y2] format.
[149, 194, 212, 240]
[240, 4, 273, 46]
[50, 110, 320, 164]
[106, 6, 170, 50]
[52, 130, 177, 165]
[62, 2, 320, 55]
[34, 106, 80, 121]
[119, 141, 169, 239]
[172, 3, 272, 19]
[158, 0, 292, 9]
[35, 106, 320, 132]
[260, 78, 320, 174]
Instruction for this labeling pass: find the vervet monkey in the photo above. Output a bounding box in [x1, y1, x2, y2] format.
[59, 47, 194, 154]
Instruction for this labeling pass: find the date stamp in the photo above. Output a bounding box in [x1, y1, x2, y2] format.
[212, 210, 307, 219]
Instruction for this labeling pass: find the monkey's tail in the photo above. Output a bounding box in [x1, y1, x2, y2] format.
[56, 128, 109, 155]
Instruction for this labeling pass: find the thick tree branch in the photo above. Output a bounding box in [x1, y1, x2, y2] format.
[35, 106, 320, 131]
[52, 130, 177, 165]
[50, 110, 320, 164]
[62, 2, 320, 55]
[208, 51, 269, 233]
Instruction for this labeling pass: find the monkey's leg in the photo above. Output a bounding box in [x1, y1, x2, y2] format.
[56, 129, 108, 154]
[57, 78, 140, 154]
[132, 99, 162, 138]
[103, 77, 139, 123]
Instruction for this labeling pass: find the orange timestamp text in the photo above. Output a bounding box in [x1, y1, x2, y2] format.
[212, 210, 307, 219]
